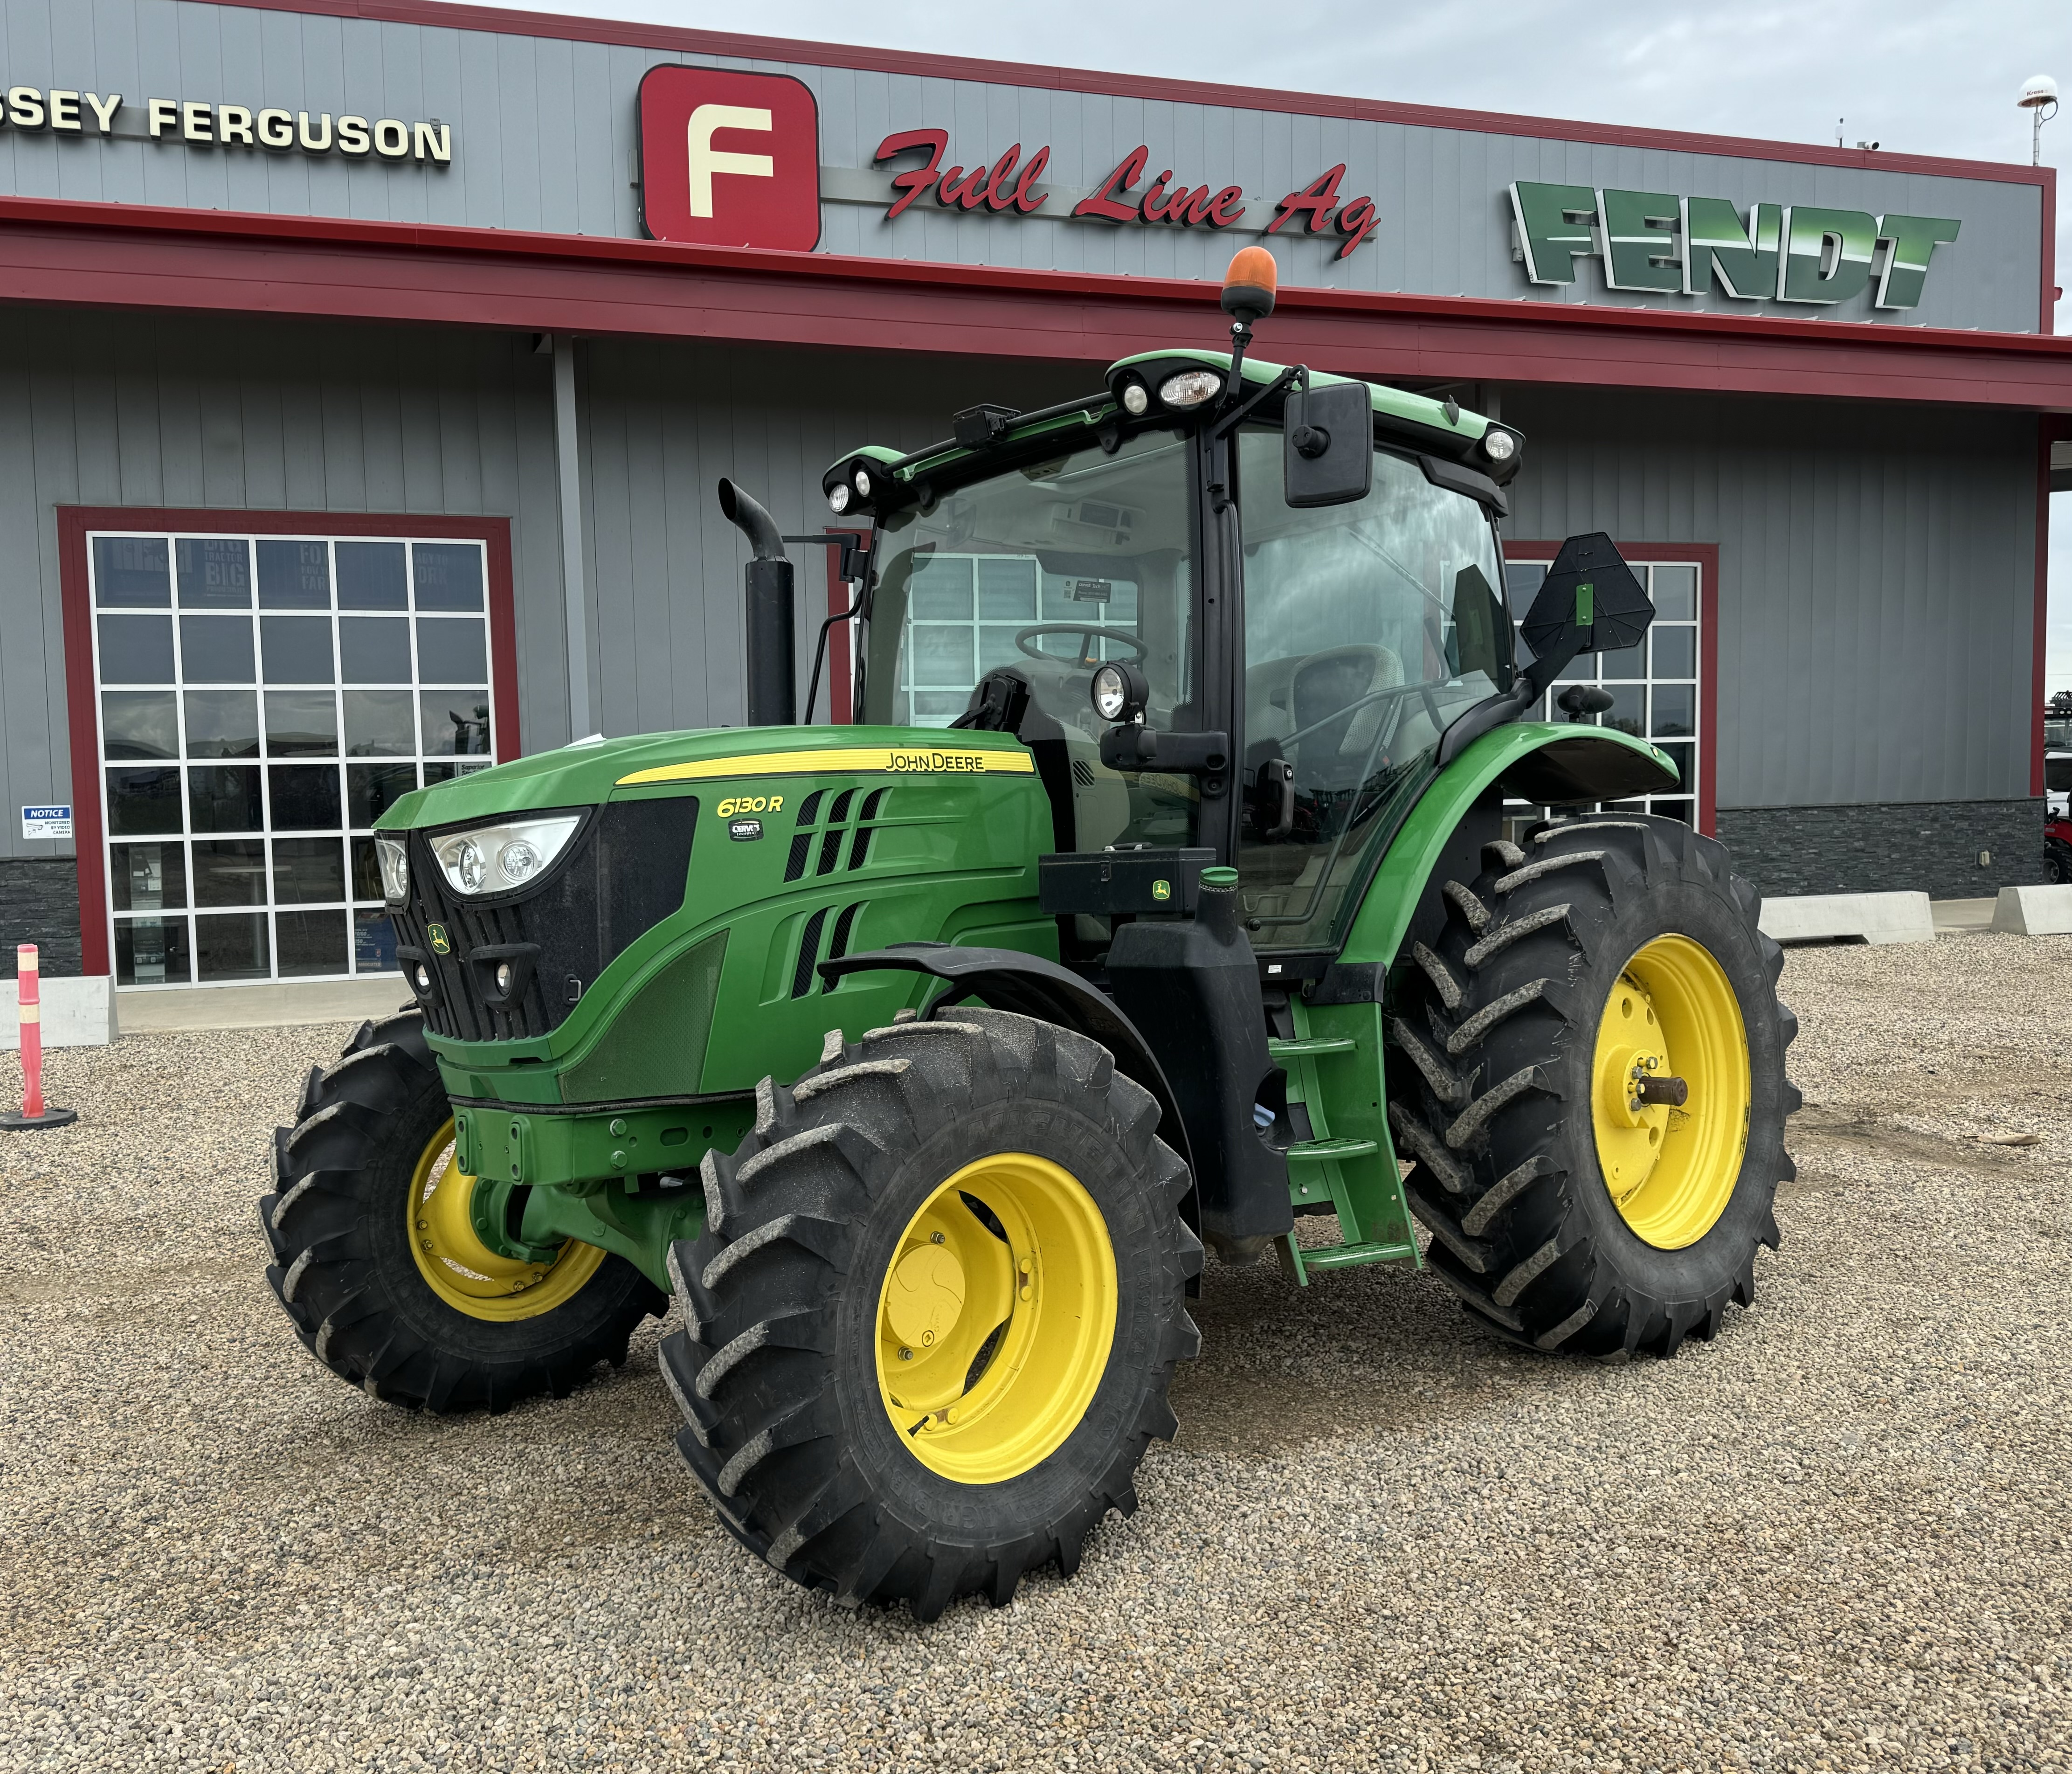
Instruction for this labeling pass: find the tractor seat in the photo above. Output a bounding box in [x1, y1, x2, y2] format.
[1246, 644, 1403, 791]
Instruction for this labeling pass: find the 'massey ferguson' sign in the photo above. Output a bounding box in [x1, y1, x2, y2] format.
[0, 83, 451, 161]
[1510, 181, 1959, 310]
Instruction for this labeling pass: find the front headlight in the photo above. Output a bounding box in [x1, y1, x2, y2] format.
[375, 836, 410, 905]
[430, 815, 581, 896]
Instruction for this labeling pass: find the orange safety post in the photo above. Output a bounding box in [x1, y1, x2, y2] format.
[2, 944, 77, 1131]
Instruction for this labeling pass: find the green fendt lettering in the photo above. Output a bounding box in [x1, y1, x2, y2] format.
[261, 246, 1800, 1623]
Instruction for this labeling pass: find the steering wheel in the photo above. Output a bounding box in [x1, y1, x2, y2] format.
[1013, 624, 1148, 667]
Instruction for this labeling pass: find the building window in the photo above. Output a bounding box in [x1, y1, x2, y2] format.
[1502, 556, 1705, 841]
[90, 531, 497, 989]
[890, 553, 1142, 728]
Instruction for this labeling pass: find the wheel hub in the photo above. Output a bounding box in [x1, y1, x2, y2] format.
[874, 1154, 1116, 1484]
[407, 1119, 608, 1322]
[1590, 936, 1753, 1250]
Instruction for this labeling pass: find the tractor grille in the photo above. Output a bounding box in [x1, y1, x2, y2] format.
[394, 797, 698, 1043]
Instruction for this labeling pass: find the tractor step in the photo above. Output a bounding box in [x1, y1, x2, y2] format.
[1285, 1136, 1379, 1161]
[1296, 1240, 1417, 1274]
[1267, 1036, 1358, 1059]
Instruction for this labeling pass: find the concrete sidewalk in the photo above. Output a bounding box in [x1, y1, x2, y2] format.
[117, 976, 409, 1035]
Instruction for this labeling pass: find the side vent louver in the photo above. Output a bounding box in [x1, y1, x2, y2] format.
[792, 900, 868, 998]
[791, 907, 829, 999]
[785, 784, 892, 883]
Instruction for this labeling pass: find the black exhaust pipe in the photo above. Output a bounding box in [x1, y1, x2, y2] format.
[719, 478, 794, 727]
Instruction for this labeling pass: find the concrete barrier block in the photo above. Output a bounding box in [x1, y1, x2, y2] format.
[1990, 884, 2072, 936]
[1758, 891, 1935, 947]
[0, 975, 117, 1048]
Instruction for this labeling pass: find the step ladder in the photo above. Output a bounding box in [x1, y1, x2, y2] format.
[1268, 1011, 1420, 1286]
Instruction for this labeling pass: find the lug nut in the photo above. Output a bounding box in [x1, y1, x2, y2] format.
[898, 1347, 913, 1361]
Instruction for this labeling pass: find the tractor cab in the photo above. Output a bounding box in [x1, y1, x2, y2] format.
[831, 334, 1526, 963]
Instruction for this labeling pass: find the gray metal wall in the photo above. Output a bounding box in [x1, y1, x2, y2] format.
[0, 0, 2038, 329]
[1500, 386, 2039, 810]
[573, 340, 1092, 737]
[0, 305, 1100, 860]
[0, 309, 563, 863]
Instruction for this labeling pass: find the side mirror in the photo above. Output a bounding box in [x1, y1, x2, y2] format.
[1518, 531, 1652, 695]
[1283, 380, 1373, 509]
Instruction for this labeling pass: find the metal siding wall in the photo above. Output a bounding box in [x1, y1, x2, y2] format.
[1500, 387, 2036, 810]
[0, 310, 565, 860]
[0, 0, 2037, 328]
[574, 339, 1096, 735]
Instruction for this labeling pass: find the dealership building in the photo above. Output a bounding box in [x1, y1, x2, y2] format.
[0, 0, 2067, 996]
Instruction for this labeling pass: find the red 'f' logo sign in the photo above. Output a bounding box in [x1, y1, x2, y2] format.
[637, 67, 821, 251]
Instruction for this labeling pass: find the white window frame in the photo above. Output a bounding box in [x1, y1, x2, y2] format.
[88, 530, 497, 990]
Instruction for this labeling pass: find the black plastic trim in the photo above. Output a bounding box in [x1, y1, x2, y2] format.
[817, 942, 1193, 1178]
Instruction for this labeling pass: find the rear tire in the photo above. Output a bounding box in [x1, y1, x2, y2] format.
[2046, 836, 2072, 885]
[660, 1008, 1201, 1622]
[260, 1009, 664, 1412]
[1387, 816, 1799, 1359]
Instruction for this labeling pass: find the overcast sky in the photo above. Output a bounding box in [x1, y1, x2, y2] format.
[483, 0, 2072, 691]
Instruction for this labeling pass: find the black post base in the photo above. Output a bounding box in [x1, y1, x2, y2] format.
[0, 1106, 78, 1130]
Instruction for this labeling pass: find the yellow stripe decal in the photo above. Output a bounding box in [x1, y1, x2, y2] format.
[616, 747, 1036, 787]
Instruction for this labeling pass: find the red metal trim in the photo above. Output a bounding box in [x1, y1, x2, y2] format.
[2034, 420, 2072, 798]
[188, 0, 2052, 189]
[55, 510, 109, 977]
[1508, 541, 1719, 836]
[1, 196, 2068, 411]
[55, 505, 519, 977]
[2042, 165, 2060, 334]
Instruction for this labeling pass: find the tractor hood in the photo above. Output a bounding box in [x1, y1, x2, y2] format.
[375, 726, 1036, 830]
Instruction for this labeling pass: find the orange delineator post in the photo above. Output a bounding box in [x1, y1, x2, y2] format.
[18, 944, 45, 1118]
[4, 944, 76, 1131]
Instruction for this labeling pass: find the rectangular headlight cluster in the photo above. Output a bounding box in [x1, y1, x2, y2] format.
[427, 816, 582, 897]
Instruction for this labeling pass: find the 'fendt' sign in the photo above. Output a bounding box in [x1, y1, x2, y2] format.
[1509, 182, 1960, 311]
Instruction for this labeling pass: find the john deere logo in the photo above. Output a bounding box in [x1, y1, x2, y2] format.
[428, 923, 451, 955]
[1152, 879, 1172, 902]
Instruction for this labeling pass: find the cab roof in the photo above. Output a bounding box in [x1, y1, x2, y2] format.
[824, 350, 1503, 497]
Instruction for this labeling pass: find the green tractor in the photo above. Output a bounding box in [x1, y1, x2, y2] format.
[261, 249, 1797, 1620]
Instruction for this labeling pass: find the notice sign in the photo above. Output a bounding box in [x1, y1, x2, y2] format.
[21, 805, 71, 838]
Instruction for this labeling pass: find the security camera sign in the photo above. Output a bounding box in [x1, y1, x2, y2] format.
[21, 805, 71, 838]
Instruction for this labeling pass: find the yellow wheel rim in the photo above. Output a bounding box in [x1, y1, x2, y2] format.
[1591, 936, 1752, 1250]
[406, 1118, 608, 1322]
[874, 1153, 1118, 1484]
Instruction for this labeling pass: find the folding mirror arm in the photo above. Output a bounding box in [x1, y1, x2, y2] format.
[783, 530, 875, 726]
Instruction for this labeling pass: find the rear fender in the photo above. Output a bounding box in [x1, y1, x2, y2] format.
[1324, 722, 1678, 995]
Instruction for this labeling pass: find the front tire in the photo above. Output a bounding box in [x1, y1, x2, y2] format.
[260, 1010, 664, 1412]
[1387, 816, 1800, 1359]
[661, 1008, 1201, 1622]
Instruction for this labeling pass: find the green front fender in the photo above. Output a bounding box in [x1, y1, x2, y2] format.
[1338, 721, 1678, 970]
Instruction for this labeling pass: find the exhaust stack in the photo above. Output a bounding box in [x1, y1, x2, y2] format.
[719, 478, 795, 727]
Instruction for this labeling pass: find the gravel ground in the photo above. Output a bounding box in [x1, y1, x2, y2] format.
[2, 934, 2069, 1773]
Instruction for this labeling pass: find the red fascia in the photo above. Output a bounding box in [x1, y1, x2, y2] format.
[3, 196, 2071, 411]
[56, 505, 518, 978]
[1510, 542, 1720, 837]
[198, 0, 2055, 199]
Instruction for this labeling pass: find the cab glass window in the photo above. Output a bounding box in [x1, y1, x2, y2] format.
[1236, 426, 1509, 949]
[865, 429, 1199, 851]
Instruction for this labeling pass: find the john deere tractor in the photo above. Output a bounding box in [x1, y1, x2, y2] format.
[262, 248, 1797, 1621]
